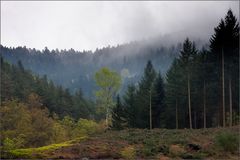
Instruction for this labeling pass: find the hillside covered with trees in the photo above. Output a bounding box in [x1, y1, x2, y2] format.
[0, 40, 184, 97]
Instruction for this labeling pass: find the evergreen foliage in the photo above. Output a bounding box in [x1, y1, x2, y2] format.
[112, 95, 125, 130]
[0, 58, 96, 120]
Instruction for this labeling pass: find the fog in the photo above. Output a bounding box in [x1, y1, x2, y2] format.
[1, 1, 239, 51]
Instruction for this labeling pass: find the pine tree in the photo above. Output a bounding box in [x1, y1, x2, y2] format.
[136, 60, 156, 129]
[165, 59, 184, 129]
[178, 38, 197, 129]
[123, 84, 137, 128]
[209, 9, 239, 127]
[190, 48, 212, 129]
[17, 60, 25, 72]
[0, 59, 14, 101]
[198, 49, 208, 128]
[152, 71, 165, 128]
[112, 95, 125, 130]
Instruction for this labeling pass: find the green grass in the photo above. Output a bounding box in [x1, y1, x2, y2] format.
[9, 143, 71, 158]
[215, 131, 239, 153]
[4, 136, 87, 158]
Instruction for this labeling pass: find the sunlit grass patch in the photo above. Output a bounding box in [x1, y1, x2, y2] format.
[6, 136, 88, 158]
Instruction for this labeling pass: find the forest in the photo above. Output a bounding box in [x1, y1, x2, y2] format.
[0, 9, 239, 159]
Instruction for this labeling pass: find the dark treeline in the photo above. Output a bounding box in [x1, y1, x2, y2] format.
[112, 9, 239, 129]
[1, 58, 97, 120]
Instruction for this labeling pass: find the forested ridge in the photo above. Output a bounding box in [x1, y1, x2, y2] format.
[0, 57, 98, 120]
[0, 9, 239, 159]
[0, 38, 185, 97]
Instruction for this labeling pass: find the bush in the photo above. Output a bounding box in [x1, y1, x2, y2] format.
[77, 118, 98, 134]
[51, 121, 68, 143]
[142, 138, 159, 156]
[71, 118, 100, 138]
[215, 132, 239, 153]
[96, 119, 107, 133]
[1, 100, 58, 148]
[121, 146, 136, 159]
[169, 144, 185, 157]
[159, 145, 169, 155]
[3, 138, 15, 150]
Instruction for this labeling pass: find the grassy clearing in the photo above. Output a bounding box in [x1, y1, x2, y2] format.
[3, 136, 87, 158]
[95, 126, 239, 159]
[8, 143, 71, 158]
[1, 126, 239, 159]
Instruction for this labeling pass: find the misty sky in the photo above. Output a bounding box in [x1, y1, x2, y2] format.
[1, 1, 239, 51]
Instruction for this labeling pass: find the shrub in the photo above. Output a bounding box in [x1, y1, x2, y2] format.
[77, 118, 98, 134]
[3, 138, 15, 150]
[142, 138, 159, 156]
[121, 146, 136, 159]
[215, 132, 239, 153]
[159, 145, 169, 155]
[169, 144, 185, 157]
[96, 120, 107, 132]
[51, 121, 68, 143]
[72, 118, 100, 137]
[1, 100, 58, 148]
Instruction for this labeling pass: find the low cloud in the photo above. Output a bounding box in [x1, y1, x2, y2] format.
[1, 1, 239, 51]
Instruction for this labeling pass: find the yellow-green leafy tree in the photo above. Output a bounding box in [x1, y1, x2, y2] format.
[94, 67, 121, 128]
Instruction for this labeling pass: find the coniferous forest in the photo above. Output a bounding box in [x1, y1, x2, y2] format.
[0, 5, 239, 159]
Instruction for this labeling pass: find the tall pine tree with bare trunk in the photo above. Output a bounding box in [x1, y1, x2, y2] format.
[210, 9, 239, 127]
[179, 38, 197, 129]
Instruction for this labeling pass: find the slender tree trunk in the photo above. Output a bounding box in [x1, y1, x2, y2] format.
[106, 108, 109, 128]
[217, 108, 220, 127]
[203, 79, 206, 129]
[222, 48, 225, 127]
[188, 72, 192, 129]
[106, 94, 110, 129]
[149, 89, 152, 130]
[194, 111, 197, 129]
[229, 75, 232, 127]
[176, 99, 178, 129]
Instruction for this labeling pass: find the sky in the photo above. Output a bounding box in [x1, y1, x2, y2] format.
[1, 1, 239, 51]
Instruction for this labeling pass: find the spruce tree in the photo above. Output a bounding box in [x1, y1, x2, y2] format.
[136, 60, 156, 129]
[112, 95, 125, 130]
[123, 84, 137, 128]
[209, 9, 239, 127]
[179, 38, 197, 129]
[165, 59, 185, 128]
[152, 71, 165, 128]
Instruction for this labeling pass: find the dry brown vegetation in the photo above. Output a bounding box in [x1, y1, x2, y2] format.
[3, 125, 239, 159]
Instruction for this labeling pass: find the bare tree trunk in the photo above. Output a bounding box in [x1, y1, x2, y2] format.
[217, 109, 220, 128]
[203, 79, 206, 129]
[188, 72, 192, 129]
[149, 89, 152, 130]
[106, 108, 109, 128]
[222, 48, 225, 127]
[194, 111, 197, 129]
[229, 75, 232, 127]
[176, 99, 178, 129]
